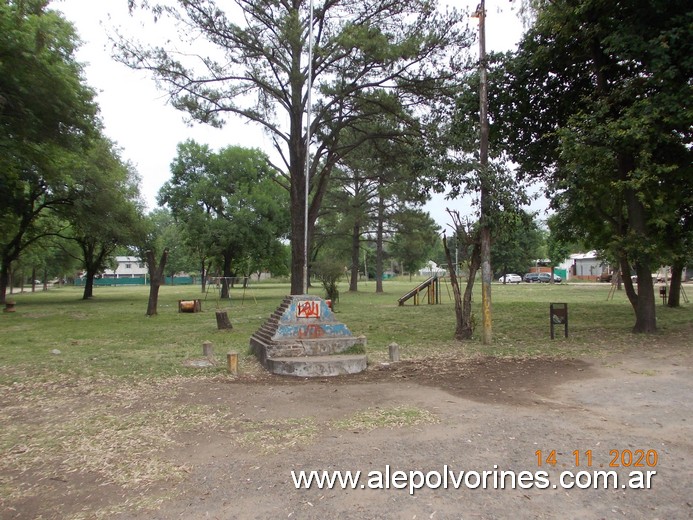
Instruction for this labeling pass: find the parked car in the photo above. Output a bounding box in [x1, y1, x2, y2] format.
[498, 274, 522, 284]
[631, 274, 666, 284]
[538, 273, 562, 283]
[524, 272, 540, 283]
[598, 272, 613, 283]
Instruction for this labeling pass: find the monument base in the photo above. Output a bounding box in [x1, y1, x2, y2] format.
[250, 295, 367, 376]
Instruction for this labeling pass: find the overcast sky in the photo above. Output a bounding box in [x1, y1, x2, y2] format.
[54, 0, 540, 228]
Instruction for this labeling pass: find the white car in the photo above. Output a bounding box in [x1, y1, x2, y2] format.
[498, 274, 522, 284]
[631, 274, 666, 284]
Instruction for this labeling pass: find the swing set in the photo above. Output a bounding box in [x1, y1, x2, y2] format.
[204, 276, 257, 306]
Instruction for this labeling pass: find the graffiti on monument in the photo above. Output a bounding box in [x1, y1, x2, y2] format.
[297, 300, 321, 318]
[297, 324, 325, 339]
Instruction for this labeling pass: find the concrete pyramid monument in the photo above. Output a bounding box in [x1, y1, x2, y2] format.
[250, 295, 367, 376]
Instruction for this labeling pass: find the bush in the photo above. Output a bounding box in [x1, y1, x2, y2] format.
[311, 260, 343, 308]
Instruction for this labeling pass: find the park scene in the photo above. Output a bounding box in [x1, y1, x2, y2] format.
[1, 281, 692, 518]
[1, 0, 691, 518]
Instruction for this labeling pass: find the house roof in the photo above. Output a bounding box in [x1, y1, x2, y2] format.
[570, 251, 599, 261]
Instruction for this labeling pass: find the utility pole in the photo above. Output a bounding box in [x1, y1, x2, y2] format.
[475, 0, 493, 344]
[302, 0, 315, 295]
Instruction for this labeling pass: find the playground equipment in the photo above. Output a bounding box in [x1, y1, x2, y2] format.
[204, 276, 257, 306]
[398, 275, 444, 306]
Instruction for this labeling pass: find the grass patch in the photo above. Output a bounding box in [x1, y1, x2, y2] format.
[339, 343, 367, 355]
[237, 418, 319, 455]
[332, 406, 439, 432]
[1, 280, 691, 381]
[0, 375, 238, 501]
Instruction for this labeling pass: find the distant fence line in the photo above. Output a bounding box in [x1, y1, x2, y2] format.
[73, 276, 196, 286]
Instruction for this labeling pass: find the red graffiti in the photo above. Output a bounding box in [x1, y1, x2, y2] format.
[297, 300, 321, 318]
[297, 324, 325, 339]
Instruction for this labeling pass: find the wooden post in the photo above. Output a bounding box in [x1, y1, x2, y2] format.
[202, 340, 214, 359]
[215, 310, 233, 330]
[227, 351, 238, 375]
[388, 342, 400, 362]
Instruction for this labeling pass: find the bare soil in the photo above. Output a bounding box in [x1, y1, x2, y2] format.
[2, 343, 692, 520]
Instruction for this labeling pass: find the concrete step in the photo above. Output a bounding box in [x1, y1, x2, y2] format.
[267, 354, 367, 377]
[252, 327, 277, 340]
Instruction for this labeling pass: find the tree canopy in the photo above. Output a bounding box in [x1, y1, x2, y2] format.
[119, 0, 472, 293]
[158, 140, 289, 296]
[494, 0, 693, 332]
[0, 0, 99, 303]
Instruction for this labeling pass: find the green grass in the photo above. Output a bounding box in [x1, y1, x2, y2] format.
[1, 279, 691, 382]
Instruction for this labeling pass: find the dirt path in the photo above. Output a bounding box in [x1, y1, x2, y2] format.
[2, 346, 692, 519]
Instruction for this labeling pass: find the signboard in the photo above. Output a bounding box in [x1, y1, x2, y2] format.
[550, 303, 568, 339]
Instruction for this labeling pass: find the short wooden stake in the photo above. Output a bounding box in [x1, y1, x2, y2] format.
[388, 342, 400, 362]
[202, 340, 214, 359]
[227, 351, 238, 375]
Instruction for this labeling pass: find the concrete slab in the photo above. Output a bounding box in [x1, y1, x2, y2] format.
[267, 354, 368, 377]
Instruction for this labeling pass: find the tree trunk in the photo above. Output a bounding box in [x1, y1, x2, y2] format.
[620, 240, 658, 334]
[81, 243, 110, 300]
[375, 195, 385, 294]
[289, 204, 305, 295]
[146, 249, 168, 317]
[619, 255, 639, 304]
[215, 310, 233, 330]
[632, 263, 657, 333]
[443, 234, 466, 340]
[349, 221, 360, 292]
[667, 260, 683, 308]
[0, 260, 9, 305]
[287, 132, 330, 295]
[462, 242, 482, 338]
[221, 250, 232, 299]
[82, 268, 96, 300]
[621, 157, 657, 333]
[200, 259, 207, 293]
[444, 233, 480, 341]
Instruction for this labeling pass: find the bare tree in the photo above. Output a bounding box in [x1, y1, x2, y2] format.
[443, 210, 480, 340]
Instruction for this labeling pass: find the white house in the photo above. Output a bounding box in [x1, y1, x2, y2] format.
[102, 256, 148, 278]
[567, 251, 608, 280]
[418, 260, 447, 277]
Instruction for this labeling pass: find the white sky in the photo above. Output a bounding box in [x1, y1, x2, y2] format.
[53, 0, 544, 228]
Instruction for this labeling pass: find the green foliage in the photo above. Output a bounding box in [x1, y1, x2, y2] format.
[546, 214, 579, 268]
[390, 209, 441, 275]
[311, 260, 344, 305]
[119, 0, 473, 293]
[0, 1, 99, 302]
[494, 0, 693, 331]
[158, 141, 289, 282]
[491, 211, 544, 276]
[61, 136, 146, 298]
